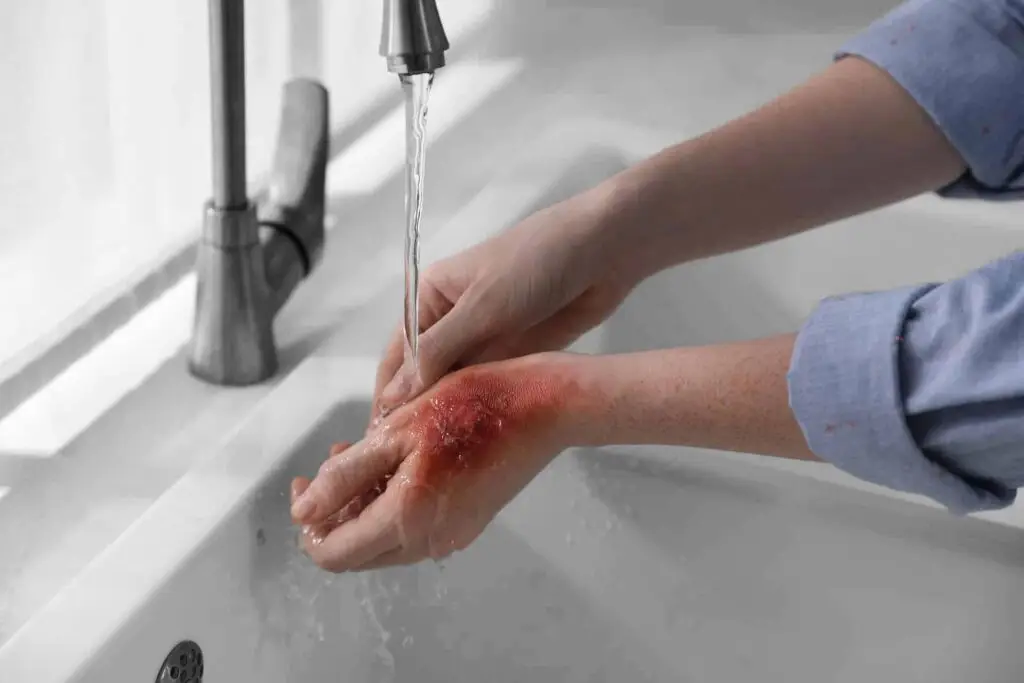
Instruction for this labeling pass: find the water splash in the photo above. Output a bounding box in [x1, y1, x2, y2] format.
[356, 571, 398, 682]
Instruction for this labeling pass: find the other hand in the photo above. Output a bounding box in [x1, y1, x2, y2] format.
[372, 189, 636, 421]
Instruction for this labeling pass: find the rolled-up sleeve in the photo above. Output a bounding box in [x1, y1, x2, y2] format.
[788, 251, 1024, 514]
[836, 0, 1024, 198]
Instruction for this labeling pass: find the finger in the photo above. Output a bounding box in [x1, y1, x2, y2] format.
[291, 436, 405, 525]
[371, 285, 456, 424]
[378, 291, 514, 411]
[319, 442, 357, 479]
[299, 481, 386, 564]
[370, 326, 406, 425]
[328, 441, 353, 458]
[352, 544, 424, 571]
[291, 476, 312, 505]
[290, 442, 353, 519]
[304, 484, 404, 572]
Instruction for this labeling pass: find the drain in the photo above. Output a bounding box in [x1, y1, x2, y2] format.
[154, 640, 204, 683]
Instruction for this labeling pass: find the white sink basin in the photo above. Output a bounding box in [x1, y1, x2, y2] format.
[5, 123, 1024, 682]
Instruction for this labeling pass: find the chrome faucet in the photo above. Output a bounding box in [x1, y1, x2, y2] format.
[188, 0, 329, 386]
[379, 0, 450, 75]
[189, 0, 447, 386]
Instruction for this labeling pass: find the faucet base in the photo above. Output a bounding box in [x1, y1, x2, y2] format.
[188, 203, 278, 386]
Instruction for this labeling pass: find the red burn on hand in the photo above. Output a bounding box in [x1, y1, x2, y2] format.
[399, 364, 579, 487]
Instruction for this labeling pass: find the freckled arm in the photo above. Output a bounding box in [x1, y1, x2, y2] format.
[566, 251, 1024, 516]
[567, 336, 817, 462]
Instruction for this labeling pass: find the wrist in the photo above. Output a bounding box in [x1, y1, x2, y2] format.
[536, 352, 616, 449]
[567, 176, 667, 290]
[490, 351, 607, 452]
[586, 146, 707, 283]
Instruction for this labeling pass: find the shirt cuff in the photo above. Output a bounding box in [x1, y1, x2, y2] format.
[787, 286, 1014, 514]
[836, 0, 1024, 198]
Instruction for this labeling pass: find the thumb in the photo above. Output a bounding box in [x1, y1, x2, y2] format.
[379, 295, 506, 409]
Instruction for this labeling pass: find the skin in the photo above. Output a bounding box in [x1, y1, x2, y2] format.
[293, 57, 968, 572]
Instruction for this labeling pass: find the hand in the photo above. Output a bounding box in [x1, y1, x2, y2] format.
[372, 189, 637, 421]
[291, 353, 582, 572]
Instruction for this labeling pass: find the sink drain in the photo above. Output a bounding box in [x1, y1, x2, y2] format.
[154, 640, 204, 683]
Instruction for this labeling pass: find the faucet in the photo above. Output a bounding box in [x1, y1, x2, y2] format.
[189, 0, 448, 386]
[379, 0, 451, 75]
[188, 0, 329, 386]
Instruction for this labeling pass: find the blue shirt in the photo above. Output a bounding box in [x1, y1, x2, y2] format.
[787, 0, 1024, 514]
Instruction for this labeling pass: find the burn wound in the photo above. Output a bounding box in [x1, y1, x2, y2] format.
[389, 363, 578, 558]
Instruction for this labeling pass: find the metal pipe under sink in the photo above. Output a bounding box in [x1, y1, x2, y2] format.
[189, 0, 450, 386]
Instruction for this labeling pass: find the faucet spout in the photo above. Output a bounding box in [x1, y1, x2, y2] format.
[380, 0, 450, 75]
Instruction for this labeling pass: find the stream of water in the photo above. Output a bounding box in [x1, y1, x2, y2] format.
[401, 72, 434, 374]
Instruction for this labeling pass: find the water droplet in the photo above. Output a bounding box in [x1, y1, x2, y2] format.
[565, 532, 574, 546]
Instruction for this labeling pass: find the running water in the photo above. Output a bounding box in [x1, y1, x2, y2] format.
[401, 72, 434, 374]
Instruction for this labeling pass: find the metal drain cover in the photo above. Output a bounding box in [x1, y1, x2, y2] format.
[155, 640, 204, 683]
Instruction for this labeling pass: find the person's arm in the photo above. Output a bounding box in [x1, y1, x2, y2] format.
[782, 0, 1024, 514]
[837, 0, 1024, 201]
[569, 250, 1024, 515]
[584, 0, 1024, 284]
[571, 0, 1024, 516]
[587, 55, 966, 283]
[567, 335, 816, 462]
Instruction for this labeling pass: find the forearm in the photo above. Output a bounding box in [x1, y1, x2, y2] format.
[564, 336, 819, 462]
[586, 56, 965, 281]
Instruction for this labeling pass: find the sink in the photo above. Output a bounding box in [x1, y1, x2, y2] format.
[5, 134, 1024, 683]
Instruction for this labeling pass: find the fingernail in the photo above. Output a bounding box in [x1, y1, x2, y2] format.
[291, 495, 316, 522]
